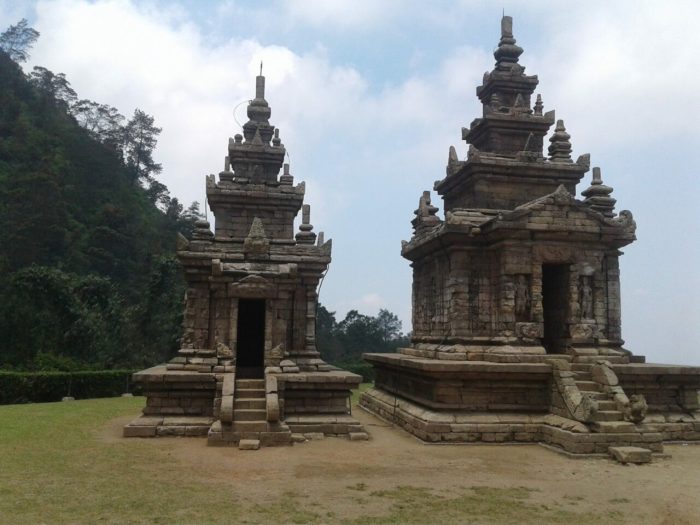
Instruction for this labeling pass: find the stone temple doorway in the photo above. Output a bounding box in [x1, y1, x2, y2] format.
[236, 299, 266, 378]
[541, 264, 570, 354]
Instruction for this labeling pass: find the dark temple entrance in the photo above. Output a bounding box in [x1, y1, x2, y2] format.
[236, 299, 265, 378]
[542, 264, 570, 354]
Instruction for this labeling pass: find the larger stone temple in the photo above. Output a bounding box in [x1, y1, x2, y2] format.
[361, 16, 700, 457]
[124, 73, 365, 447]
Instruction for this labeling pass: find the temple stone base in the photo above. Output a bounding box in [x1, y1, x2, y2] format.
[124, 364, 366, 447]
[361, 351, 700, 457]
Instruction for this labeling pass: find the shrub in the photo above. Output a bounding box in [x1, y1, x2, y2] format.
[0, 370, 136, 404]
[333, 360, 374, 382]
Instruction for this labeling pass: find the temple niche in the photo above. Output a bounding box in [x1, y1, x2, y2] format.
[362, 17, 700, 459]
[124, 73, 366, 447]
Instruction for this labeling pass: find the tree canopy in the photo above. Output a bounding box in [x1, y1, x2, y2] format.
[0, 20, 202, 370]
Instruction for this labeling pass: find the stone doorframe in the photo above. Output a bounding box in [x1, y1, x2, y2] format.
[227, 275, 280, 367]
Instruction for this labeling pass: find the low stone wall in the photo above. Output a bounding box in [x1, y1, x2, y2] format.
[366, 353, 552, 412]
[613, 364, 700, 414]
[360, 388, 666, 455]
[278, 370, 360, 417]
[131, 366, 217, 418]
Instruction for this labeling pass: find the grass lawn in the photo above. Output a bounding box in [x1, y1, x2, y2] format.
[1, 388, 698, 524]
[0, 396, 238, 524]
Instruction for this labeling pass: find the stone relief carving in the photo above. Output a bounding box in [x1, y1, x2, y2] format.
[516, 322, 543, 339]
[537, 245, 573, 263]
[569, 323, 595, 340]
[626, 394, 648, 424]
[579, 275, 594, 320]
[514, 274, 531, 321]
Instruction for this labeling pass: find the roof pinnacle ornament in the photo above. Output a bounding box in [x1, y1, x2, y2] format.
[295, 204, 317, 244]
[582, 167, 617, 217]
[548, 120, 573, 163]
[494, 15, 524, 70]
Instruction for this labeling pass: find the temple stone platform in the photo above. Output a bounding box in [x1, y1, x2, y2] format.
[361, 350, 700, 456]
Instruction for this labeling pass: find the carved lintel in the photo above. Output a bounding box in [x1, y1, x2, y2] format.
[228, 274, 276, 298]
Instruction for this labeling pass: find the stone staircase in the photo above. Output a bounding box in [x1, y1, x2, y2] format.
[571, 364, 627, 425]
[208, 376, 291, 448]
[546, 358, 663, 459]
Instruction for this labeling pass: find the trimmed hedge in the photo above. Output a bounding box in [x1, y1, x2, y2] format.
[0, 370, 137, 405]
[333, 360, 374, 382]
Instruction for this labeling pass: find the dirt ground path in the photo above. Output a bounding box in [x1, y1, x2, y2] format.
[105, 407, 700, 524]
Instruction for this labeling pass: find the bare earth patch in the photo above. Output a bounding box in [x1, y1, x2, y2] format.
[107, 403, 699, 524]
[2, 397, 698, 524]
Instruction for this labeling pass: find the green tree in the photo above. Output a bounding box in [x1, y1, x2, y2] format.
[28, 66, 78, 110]
[71, 99, 125, 146]
[0, 19, 39, 63]
[122, 108, 162, 181]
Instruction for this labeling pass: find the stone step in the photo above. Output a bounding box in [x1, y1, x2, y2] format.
[597, 400, 617, 411]
[574, 355, 626, 364]
[233, 421, 269, 432]
[592, 410, 624, 422]
[236, 379, 265, 389]
[235, 398, 266, 410]
[239, 439, 260, 450]
[574, 371, 592, 381]
[234, 409, 267, 422]
[591, 421, 637, 433]
[588, 392, 608, 400]
[571, 364, 593, 372]
[236, 388, 265, 399]
[576, 380, 600, 392]
[609, 446, 652, 464]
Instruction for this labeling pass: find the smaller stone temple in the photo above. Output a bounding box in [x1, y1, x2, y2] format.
[361, 16, 700, 459]
[124, 73, 365, 447]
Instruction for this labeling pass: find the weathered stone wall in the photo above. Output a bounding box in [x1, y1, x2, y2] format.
[410, 238, 622, 350]
[373, 366, 550, 412]
[134, 368, 218, 418]
[213, 204, 297, 240]
[412, 249, 497, 342]
[443, 176, 579, 212]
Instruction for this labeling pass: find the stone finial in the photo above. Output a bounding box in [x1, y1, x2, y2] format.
[317, 231, 325, 246]
[244, 217, 270, 258]
[548, 120, 573, 163]
[272, 128, 282, 147]
[534, 94, 543, 116]
[411, 190, 440, 234]
[295, 204, 317, 244]
[243, 74, 272, 141]
[447, 145, 462, 176]
[219, 155, 233, 181]
[176, 232, 189, 251]
[192, 219, 214, 241]
[280, 162, 294, 185]
[255, 73, 265, 99]
[581, 167, 617, 217]
[494, 15, 524, 69]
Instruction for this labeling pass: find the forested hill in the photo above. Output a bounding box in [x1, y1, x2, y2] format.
[0, 46, 200, 371]
[0, 20, 409, 375]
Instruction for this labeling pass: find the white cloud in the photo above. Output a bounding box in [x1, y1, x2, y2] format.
[281, 0, 404, 30]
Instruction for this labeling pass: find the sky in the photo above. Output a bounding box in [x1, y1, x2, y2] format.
[1, 0, 699, 365]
